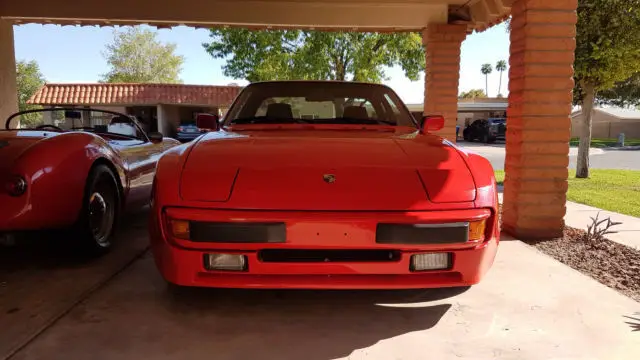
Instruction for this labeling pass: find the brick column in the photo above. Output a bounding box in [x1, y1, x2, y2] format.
[502, 0, 577, 239]
[0, 20, 18, 126]
[422, 24, 467, 142]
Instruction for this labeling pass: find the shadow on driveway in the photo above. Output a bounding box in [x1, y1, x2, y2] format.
[161, 286, 464, 359]
[624, 313, 640, 332]
[10, 252, 466, 360]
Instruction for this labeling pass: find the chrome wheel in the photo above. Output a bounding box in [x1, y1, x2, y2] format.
[88, 190, 114, 247]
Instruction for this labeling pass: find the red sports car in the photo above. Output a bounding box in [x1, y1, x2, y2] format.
[150, 81, 499, 289]
[1, 108, 180, 255]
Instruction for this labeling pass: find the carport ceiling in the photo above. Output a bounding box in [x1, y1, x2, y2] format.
[0, 0, 511, 32]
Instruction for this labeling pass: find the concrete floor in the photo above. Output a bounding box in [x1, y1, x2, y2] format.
[1, 219, 639, 360]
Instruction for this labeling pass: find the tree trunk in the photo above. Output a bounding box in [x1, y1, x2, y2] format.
[498, 71, 503, 95]
[576, 82, 596, 179]
[485, 75, 488, 96]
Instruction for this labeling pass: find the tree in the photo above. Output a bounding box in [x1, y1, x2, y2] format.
[459, 89, 487, 99]
[203, 29, 425, 83]
[596, 72, 640, 107]
[16, 60, 46, 125]
[481, 63, 493, 96]
[496, 60, 507, 97]
[101, 27, 184, 83]
[574, 0, 640, 178]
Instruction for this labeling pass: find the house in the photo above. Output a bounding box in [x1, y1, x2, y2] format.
[27, 83, 242, 137]
[406, 97, 507, 128]
[571, 107, 640, 139]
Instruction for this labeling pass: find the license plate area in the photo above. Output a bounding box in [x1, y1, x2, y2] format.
[258, 249, 401, 263]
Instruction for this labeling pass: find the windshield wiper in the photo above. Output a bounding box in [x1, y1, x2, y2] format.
[231, 116, 311, 125]
[337, 117, 396, 126]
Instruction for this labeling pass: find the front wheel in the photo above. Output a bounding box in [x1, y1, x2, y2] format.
[72, 164, 120, 256]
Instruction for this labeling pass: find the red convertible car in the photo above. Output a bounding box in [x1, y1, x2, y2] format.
[1, 108, 180, 255]
[150, 81, 500, 289]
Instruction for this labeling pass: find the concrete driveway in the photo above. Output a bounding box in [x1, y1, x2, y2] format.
[1, 217, 639, 360]
[458, 141, 640, 171]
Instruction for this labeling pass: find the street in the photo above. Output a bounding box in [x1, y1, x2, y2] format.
[458, 142, 640, 171]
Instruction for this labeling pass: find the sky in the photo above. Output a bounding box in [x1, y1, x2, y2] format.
[13, 22, 510, 105]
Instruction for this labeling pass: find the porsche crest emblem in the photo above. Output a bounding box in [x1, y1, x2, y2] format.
[323, 174, 336, 184]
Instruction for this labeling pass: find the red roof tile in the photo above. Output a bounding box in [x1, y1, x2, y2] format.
[28, 83, 242, 106]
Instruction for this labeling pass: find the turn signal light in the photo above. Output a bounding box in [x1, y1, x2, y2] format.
[468, 220, 486, 242]
[169, 219, 190, 239]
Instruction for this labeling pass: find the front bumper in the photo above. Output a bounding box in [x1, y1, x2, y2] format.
[150, 207, 499, 289]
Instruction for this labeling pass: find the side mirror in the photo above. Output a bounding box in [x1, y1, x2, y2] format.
[196, 113, 220, 132]
[148, 131, 163, 143]
[419, 115, 445, 134]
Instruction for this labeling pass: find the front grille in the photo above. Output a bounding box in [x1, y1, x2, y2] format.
[258, 249, 401, 263]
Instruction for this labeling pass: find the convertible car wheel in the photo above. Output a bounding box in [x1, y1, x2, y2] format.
[74, 164, 120, 256]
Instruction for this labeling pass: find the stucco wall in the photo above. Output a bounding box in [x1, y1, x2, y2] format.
[571, 110, 640, 138]
[157, 104, 180, 136]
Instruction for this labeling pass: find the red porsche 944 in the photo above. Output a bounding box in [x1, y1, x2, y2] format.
[150, 81, 500, 289]
[1, 108, 180, 255]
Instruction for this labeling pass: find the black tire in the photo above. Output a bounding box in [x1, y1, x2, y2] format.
[482, 133, 490, 143]
[72, 164, 120, 257]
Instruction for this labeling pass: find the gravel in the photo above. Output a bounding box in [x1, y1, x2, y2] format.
[498, 204, 640, 302]
[526, 228, 640, 303]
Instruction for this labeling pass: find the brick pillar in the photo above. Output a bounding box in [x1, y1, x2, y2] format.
[502, 0, 577, 239]
[0, 20, 18, 126]
[422, 24, 467, 142]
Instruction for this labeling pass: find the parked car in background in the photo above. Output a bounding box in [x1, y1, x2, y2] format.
[0, 108, 180, 256]
[150, 80, 500, 291]
[462, 118, 506, 143]
[176, 121, 207, 142]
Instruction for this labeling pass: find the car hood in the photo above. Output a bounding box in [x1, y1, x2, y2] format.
[179, 130, 477, 210]
[0, 131, 58, 172]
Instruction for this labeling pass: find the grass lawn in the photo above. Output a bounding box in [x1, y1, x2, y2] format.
[569, 137, 640, 148]
[494, 169, 640, 218]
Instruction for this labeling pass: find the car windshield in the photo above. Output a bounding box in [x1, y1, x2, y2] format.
[489, 118, 506, 124]
[4, 108, 146, 140]
[224, 82, 417, 128]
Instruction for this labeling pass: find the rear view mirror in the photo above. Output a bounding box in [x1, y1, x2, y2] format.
[65, 110, 82, 119]
[419, 115, 445, 134]
[148, 131, 163, 143]
[196, 113, 220, 132]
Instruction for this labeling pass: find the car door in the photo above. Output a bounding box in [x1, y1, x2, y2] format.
[468, 120, 481, 140]
[106, 119, 166, 209]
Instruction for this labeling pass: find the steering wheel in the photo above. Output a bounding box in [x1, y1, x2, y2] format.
[35, 124, 64, 132]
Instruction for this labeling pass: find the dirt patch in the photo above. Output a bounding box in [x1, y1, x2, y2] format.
[497, 204, 640, 302]
[525, 228, 640, 303]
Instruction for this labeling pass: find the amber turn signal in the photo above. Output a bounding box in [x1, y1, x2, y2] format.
[468, 220, 486, 242]
[170, 219, 191, 239]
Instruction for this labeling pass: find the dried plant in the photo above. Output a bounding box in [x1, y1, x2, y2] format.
[585, 211, 622, 246]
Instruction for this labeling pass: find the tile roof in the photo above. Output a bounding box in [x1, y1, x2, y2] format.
[28, 83, 243, 106]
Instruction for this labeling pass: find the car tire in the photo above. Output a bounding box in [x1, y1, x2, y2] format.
[482, 133, 490, 143]
[72, 164, 120, 257]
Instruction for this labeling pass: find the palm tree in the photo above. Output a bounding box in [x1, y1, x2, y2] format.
[496, 60, 507, 97]
[458, 89, 487, 99]
[481, 64, 493, 96]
